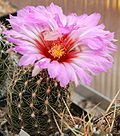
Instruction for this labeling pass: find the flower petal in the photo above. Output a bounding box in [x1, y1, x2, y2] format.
[38, 58, 51, 69]
[32, 64, 41, 76]
[47, 61, 60, 78]
[19, 54, 42, 66]
[15, 45, 39, 55]
[71, 63, 92, 85]
[56, 63, 70, 87]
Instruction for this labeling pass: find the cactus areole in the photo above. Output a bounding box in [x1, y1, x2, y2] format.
[4, 3, 116, 136]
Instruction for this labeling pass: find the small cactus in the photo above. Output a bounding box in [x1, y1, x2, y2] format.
[0, 26, 13, 97]
[7, 66, 70, 135]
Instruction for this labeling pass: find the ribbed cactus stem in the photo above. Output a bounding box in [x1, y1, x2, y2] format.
[7, 66, 71, 136]
[0, 28, 13, 97]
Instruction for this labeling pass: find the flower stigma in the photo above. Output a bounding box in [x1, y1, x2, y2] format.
[48, 43, 65, 59]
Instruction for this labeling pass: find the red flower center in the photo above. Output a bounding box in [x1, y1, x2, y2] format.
[35, 34, 79, 63]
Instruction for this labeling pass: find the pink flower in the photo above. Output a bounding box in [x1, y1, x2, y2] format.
[4, 3, 116, 87]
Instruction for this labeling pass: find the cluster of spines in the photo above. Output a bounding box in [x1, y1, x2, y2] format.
[0, 33, 9, 81]
[0, 30, 14, 97]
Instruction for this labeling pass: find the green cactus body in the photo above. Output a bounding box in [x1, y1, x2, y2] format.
[0, 35, 8, 81]
[0, 32, 12, 97]
[8, 66, 70, 136]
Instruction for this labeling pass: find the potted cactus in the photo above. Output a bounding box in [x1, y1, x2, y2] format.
[1, 3, 116, 136]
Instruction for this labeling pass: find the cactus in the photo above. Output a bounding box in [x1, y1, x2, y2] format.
[0, 27, 12, 97]
[7, 66, 70, 136]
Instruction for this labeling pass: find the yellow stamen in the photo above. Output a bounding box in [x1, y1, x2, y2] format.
[49, 44, 65, 59]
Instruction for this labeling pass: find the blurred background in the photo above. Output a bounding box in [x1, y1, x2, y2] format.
[0, 0, 120, 100]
